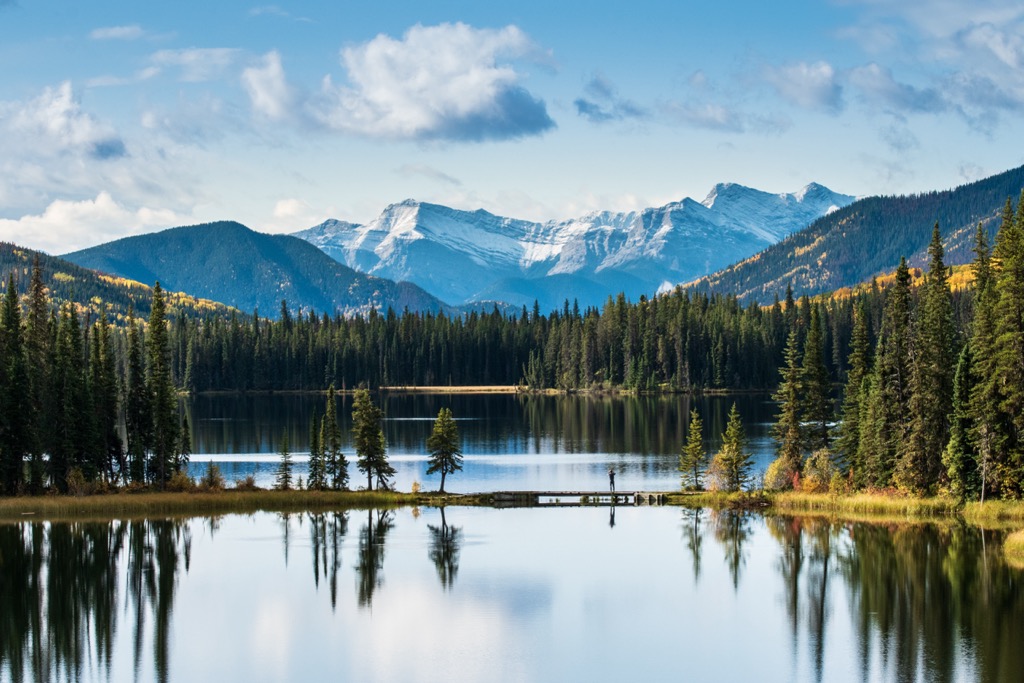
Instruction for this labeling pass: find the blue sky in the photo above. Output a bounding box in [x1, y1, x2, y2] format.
[2, 0, 1023, 253]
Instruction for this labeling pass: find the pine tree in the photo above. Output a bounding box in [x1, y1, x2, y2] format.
[835, 299, 871, 476]
[147, 283, 178, 488]
[353, 388, 393, 491]
[307, 411, 324, 490]
[990, 195, 1024, 495]
[0, 275, 30, 494]
[896, 224, 956, 493]
[771, 329, 804, 483]
[968, 222, 1001, 501]
[320, 385, 347, 490]
[125, 313, 151, 485]
[943, 343, 979, 501]
[678, 409, 707, 490]
[275, 432, 293, 491]
[50, 302, 86, 492]
[92, 310, 123, 483]
[178, 415, 192, 472]
[801, 305, 832, 453]
[25, 256, 49, 493]
[708, 403, 753, 492]
[426, 407, 462, 493]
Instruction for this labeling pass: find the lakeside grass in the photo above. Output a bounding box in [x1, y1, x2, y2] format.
[0, 489, 488, 522]
[1004, 530, 1024, 569]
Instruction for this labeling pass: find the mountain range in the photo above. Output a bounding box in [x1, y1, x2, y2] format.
[686, 164, 1024, 303]
[293, 182, 854, 312]
[63, 221, 448, 317]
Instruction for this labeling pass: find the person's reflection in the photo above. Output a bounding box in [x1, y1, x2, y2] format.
[609, 503, 616, 528]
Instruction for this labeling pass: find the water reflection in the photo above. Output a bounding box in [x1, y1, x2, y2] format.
[2, 512, 1024, 683]
[427, 508, 462, 590]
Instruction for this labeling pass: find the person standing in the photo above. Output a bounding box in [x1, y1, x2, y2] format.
[608, 467, 616, 492]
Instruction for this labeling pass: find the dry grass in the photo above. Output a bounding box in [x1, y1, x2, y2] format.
[1004, 529, 1024, 569]
[0, 489, 486, 522]
[772, 491, 960, 518]
[962, 500, 1024, 527]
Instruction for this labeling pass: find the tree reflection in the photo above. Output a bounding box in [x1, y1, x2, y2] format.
[681, 508, 704, 583]
[355, 510, 394, 608]
[0, 519, 190, 683]
[428, 508, 462, 590]
[308, 511, 348, 610]
[767, 517, 1024, 683]
[711, 510, 752, 590]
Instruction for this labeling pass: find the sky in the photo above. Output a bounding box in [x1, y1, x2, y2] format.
[1, 0, 1023, 254]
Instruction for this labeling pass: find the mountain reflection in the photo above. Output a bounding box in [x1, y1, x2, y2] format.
[0, 519, 189, 683]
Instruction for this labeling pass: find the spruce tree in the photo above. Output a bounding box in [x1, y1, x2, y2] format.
[679, 409, 707, 490]
[835, 299, 871, 476]
[426, 407, 462, 493]
[0, 275, 30, 494]
[275, 432, 293, 491]
[771, 329, 804, 483]
[307, 411, 324, 490]
[896, 224, 956, 493]
[801, 305, 832, 453]
[968, 222, 1001, 501]
[125, 313, 151, 484]
[943, 343, 979, 501]
[147, 283, 178, 488]
[991, 194, 1024, 495]
[178, 415, 192, 472]
[708, 403, 753, 492]
[353, 388, 393, 491]
[25, 256, 49, 493]
[92, 311, 123, 483]
[320, 385, 347, 490]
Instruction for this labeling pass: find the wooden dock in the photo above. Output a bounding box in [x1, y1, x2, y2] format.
[491, 491, 669, 507]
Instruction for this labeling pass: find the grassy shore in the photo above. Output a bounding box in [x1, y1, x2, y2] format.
[0, 489, 488, 521]
[1004, 530, 1024, 569]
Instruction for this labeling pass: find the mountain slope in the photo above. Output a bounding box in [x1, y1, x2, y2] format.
[293, 183, 853, 312]
[0, 242, 238, 323]
[62, 221, 448, 317]
[686, 165, 1024, 303]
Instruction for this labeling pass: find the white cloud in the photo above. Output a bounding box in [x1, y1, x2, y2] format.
[395, 164, 462, 186]
[307, 22, 554, 141]
[848, 63, 945, 113]
[4, 81, 126, 159]
[89, 25, 145, 41]
[764, 61, 844, 113]
[0, 192, 182, 254]
[242, 51, 295, 121]
[151, 48, 241, 82]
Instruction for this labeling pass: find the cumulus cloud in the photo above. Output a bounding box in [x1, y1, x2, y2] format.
[574, 73, 646, 123]
[90, 25, 145, 40]
[302, 23, 554, 141]
[0, 192, 181, 254]
[242, 51, 295, 120]
[151, 48, 241, 82]
[4, 81, 127, 160]
[764, 61, 844, 113]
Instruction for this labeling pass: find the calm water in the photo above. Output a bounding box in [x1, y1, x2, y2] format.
[1, 509, 1021, 683]
[183, 393, 777, 491]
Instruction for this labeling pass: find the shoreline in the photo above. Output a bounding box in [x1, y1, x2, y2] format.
[3, 489, 1023, 526]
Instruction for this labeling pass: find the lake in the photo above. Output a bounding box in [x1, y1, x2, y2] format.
[182, 392, 778, 491]
[2, 508, 1020, 682]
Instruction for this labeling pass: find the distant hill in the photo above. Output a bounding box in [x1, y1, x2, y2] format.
[685, 165, 1024, 303]
[0, 242, 238, 324]
[62, 221, 449, 317]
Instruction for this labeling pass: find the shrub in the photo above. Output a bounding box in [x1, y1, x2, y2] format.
[801, 449, 837, 494]
[166, 470, 196, 493]
[66, 467, 89, 497]
[234, 474, 260, 491]
[764, 457, 798, 491]
[198, 461, 226, 492]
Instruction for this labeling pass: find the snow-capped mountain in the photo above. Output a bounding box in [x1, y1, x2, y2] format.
[292, 183, 854, 312]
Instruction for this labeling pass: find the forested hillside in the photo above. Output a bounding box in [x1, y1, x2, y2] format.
[63, 221, 449, 317]
[688, 165, 1024, 303]
[0, 242, 236, 323]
